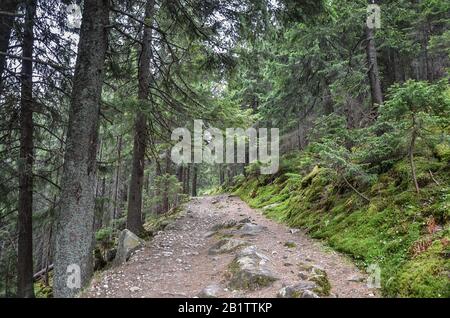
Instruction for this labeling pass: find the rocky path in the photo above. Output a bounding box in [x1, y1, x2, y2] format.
[84, 195, 379, 298]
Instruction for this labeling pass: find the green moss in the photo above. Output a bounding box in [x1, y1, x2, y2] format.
[310, 273, 331, 296]
[34, 274, 53, 298]
[232, 153, 450, 298]
[227, 259, 277, 290]
[394, 241, 450, 298]
[435, 143, 450, 162]
[284, 241, 296, 248]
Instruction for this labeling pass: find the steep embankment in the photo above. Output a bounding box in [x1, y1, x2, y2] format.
[230, 152, 450, 298]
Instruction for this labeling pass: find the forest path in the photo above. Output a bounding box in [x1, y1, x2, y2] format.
[84, 195, 379, 298]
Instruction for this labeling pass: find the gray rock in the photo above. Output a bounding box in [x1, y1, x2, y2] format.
[211, 220, 238, 231]
[228, 246, 278, 290]
[113, 229, 144, 266]
[208, 238, 248, 255]
[296, 262, 331, 296]
[235, 223, 267, 237]
[198, 284, 221, 298]
[238, 217, 252, 224]
[301, 290, 320, 298]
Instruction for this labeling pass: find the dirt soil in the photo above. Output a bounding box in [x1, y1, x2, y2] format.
[84, 195, 380, 298]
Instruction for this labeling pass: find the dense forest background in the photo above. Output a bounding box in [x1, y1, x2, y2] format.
[0, 0, 449, 298]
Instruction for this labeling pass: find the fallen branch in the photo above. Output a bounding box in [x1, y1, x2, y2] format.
[429, 170, 440, 186]
[342, 175, 370, 203]
[33, 264, 53, 281]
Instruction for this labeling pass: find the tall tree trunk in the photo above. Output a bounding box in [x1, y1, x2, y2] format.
[127, 0, 155, 234]
[176, 165, 183, 183]
[53, 0, 109, 298]
[219, 165, 225, 185]
[0, 0, 19, 96]
[17, 0, 36, 298]
[154, 161, 162, 214]
[191, 164, 198, 197]
[365, 25, 383, 116]
[113, 135, 122, 221]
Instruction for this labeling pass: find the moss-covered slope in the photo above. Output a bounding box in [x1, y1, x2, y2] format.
[230, 153, 450, 298]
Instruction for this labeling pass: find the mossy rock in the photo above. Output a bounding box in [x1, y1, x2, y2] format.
[296, 262, 331, 296]
[284, 241, 297, 248]
[208, 238, 248, 255]
[301, 165, 320, 188]
[277, 281, 320, 298]
[228, 246, 278, 290]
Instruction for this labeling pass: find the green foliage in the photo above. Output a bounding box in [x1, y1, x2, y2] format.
[232, 92, 450, 297]
[95, 227, 115, 249]
[381, 80, 450, 122]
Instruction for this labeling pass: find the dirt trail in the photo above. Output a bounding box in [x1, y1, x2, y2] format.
[84, 195, 379, 298]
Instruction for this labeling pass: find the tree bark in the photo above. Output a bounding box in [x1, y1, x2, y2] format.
[219, 165, 225, 185]
[113, 135, 122, 220]
[365, 25, 383, 116]
[53, 0, 109, 298]
[0, 0, 19, 96]
[161, 149, 171, 213]
[127, 0, 155, 234]
[17, 0, 36, 298]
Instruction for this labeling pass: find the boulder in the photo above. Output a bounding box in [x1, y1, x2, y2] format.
[235, 223, 267, 237]
[113, 229, 144, 266]
[208, 238, 248, 255]
[228, 246, 278, 290]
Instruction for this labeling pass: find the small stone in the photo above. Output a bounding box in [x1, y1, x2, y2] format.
[301, 290, 320, 298]
[198, 284, 221, 298]
[129, 286, 140, 292]
[347, 274, 365, 283]
[203, 231, 216, 238]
